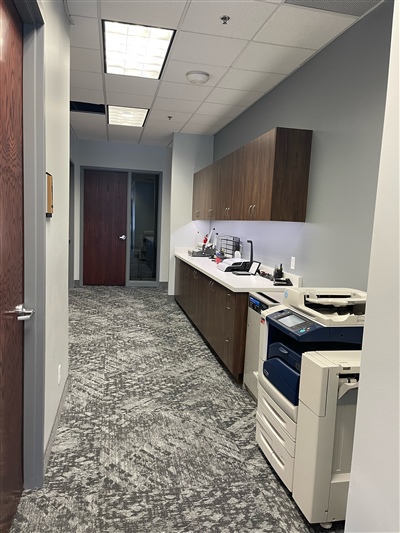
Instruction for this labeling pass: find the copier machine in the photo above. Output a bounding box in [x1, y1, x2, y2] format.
[256, 287, 366, 529]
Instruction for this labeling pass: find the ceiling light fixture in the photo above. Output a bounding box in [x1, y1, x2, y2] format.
[186, 71, 210, 85]
[108, 105, 148, 127]
[103, 20, 175, 79]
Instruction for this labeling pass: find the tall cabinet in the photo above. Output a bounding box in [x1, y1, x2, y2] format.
[192, 127, 313, 222]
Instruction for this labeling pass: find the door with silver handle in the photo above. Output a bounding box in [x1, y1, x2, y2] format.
[4, 304, 35, 321]
[118, 234, 127, 240]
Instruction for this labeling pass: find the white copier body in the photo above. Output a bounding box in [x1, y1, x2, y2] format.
[256, 287, 365, 528]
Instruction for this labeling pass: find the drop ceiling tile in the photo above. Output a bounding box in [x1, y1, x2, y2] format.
[162, 60, 228, 87]
[206, 87, 263, 107]
[100, 0, 186, 29]
[71, 47, 102, 73]
[148, 109, 192, 123]
[181, 1, 277, 39]
[255, 4, 357, 49]
[71, 71, 103, 91]
[233, 42, 315, 75]
[105, 74, 159, 97]
[106, 92, 153, 109]
[183, 114, 217, 127]
[158, 81, 212, 102]
[196, 101, 245, 118]
[108, 125, 142, 144]
[70, 87, 105, 104]
[70, 16, 100, 50]
[144, 120, 186, 133]
[140, 130, 174, 146]
[180, 123, 219, 135]
[70, 113, 107, 141]
[67, 0, 98, 18]
[153, 97, 200, 113]
[172, 32, 247, 67]
[218, 68, 285, 92]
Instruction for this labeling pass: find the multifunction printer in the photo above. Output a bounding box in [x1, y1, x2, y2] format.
[256, 287, 366, 529]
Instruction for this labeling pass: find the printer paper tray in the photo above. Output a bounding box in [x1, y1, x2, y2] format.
[258, 372, 298, 424]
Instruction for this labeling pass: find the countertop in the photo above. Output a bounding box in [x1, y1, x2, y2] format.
[175, 249, 289, 293]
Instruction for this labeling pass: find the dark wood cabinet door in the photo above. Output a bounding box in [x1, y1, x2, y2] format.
[214, 155, 234, 220]
[192, 165, 215, 220]
[271, 128, 313, 221]
[236, 131, 276, 220]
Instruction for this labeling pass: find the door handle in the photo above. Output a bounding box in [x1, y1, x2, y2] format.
[118, 235, 127, 240]
[4, 304, 35, 321]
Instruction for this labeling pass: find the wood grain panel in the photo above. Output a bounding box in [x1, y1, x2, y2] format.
[0, 0, 24, 530]
[271, 128, 313, 221]
[83, 170, 128, 286]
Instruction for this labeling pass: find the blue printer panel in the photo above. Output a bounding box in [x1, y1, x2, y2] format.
[266, 309, 323, 338]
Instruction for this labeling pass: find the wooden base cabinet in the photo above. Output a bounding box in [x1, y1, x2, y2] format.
[175, 258, 248, 381]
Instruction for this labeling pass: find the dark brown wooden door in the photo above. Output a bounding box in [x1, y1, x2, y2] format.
[0, 0, 24, 530]
[83, 170, 128, 285]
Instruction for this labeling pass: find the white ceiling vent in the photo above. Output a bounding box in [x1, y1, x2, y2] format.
[283, 0, 383, 18]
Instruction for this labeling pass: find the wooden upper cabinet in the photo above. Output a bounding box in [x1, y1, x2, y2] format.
[192, 127, 312, 222]
[192, 164, 214, 220]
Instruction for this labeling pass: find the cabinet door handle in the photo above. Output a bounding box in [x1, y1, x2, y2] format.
[252, 204, 256, 217]
[248, 205, 252, 217]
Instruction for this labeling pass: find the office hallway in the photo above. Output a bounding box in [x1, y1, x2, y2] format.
[11, 286, 344, 533]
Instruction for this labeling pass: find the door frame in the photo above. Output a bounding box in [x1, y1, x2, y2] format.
[18, 1, 46, 488]
[80, 166, 162, 288]
[126, 170, 161, 287]
[69, 161, 75, 289]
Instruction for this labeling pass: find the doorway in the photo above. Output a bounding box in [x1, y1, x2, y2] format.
[129, 173, 159, 283]
[83, 169, 128, 286]
[0, 0, 24, 528]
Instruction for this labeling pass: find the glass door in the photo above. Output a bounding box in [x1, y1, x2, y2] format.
[128, 172, 159, 284]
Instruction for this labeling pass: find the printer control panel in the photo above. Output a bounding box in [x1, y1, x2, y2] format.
[268, 309, 323, 336]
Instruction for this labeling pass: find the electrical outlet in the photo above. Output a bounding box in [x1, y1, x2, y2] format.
[290, 256, 296, 270]
[58, 364, 61, 385]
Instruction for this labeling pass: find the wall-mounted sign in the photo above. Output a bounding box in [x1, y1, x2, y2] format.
[46, 172, 53, 218]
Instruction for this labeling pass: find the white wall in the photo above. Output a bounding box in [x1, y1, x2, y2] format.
[168, 133, 213, 293]
[40, 0, 71, 448]
[69, 139, 172, 282]
[213, 2, 393, 290]
[345, 3, 399, 531]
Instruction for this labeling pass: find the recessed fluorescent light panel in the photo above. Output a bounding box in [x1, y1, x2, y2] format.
[104, 20, 175, 79]
[108, 105, 148, 127]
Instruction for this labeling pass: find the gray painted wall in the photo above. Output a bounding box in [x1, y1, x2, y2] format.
[168, 133, 214, 293]
[213, 2, 393, 290]
[345, 4, 399, 530]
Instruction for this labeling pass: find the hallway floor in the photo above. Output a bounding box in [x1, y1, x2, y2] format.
[11, 286, 344, 533]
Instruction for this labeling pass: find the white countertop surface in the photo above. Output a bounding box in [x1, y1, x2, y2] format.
[175, 250, 288, 293]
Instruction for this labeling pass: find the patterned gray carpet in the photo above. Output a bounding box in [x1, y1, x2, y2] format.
[11, 286, 344, 533]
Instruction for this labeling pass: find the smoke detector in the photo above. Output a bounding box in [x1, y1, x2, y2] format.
[186, 71, 210, 84]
